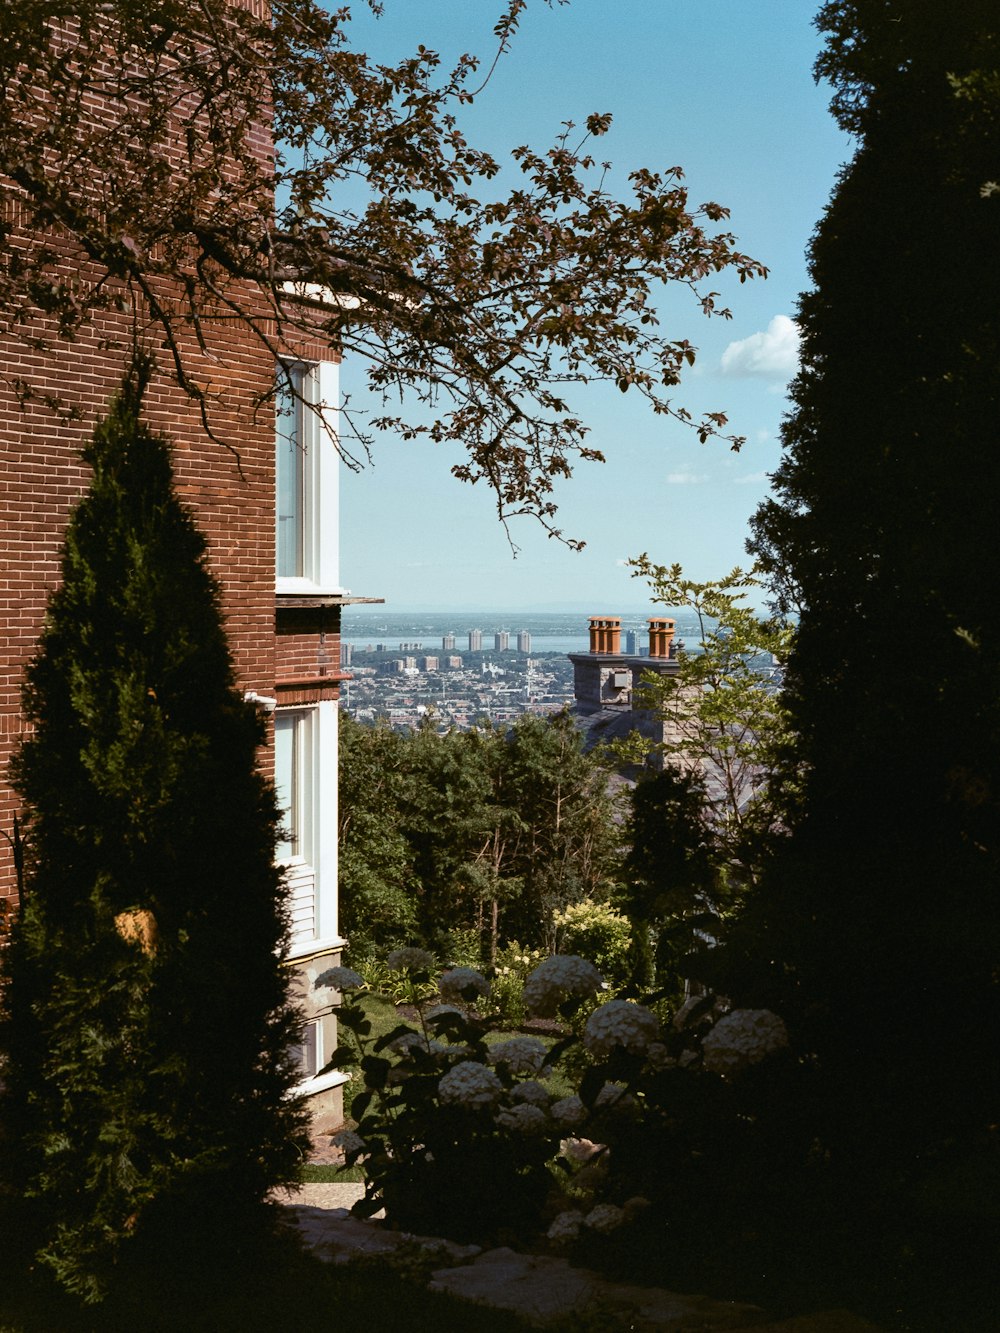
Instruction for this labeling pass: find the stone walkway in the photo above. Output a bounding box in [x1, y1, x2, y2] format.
[274, 1180, 882, 1332]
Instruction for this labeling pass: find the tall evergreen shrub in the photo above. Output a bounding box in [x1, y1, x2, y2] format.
[743, 2, 1000, 1151]
[0, 367, 306, 1300]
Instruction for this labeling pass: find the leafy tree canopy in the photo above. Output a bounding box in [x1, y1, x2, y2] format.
[0, 0, 766, 541]
[337, 709, 618, 959]
[624, 556, 792, 883]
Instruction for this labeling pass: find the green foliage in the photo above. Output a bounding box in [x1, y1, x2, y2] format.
[487, 941, 546, 1028]
[339, 710, 619, 963]
[1, 0, 767, 544]
[741, 1, 1000, 1155]
[553, 900, 631, 991]
[0, 371, 306, 1301]
[625, 558, 792, 883]
[324, 950, 1000, 1328]
[619, 766, 719, 992]
[338, 715, 417, 954]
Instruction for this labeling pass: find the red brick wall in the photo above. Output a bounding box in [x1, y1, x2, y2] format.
[0, 303, 283, 903]
[0, 3, 346, 907]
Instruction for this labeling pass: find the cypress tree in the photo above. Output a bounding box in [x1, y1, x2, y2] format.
[743, 2, 1000, 1152]
[0, 365, 307, 1300]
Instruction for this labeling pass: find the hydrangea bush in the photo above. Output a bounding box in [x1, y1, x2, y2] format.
[323, 950, 801, 1271]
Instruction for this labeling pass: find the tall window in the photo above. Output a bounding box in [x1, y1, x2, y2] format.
[276, 361, 315, 579]
[274, 708, 312, 863]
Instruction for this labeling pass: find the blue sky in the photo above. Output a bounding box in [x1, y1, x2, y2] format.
[337, 1, 850, 612]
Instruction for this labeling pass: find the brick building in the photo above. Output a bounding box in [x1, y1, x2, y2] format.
[0, 322, 376, 1125]
[0, 8, 378, 1126]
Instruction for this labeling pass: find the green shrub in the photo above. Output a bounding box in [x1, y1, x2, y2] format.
[0, 369, 306, 1302]
[486, 941, 545, 1027]
[553, 900, 632, 990]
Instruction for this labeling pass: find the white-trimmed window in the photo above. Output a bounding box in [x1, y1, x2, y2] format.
[290, 1019, 322, 1082]
[275, 358, 341, 592]
[274, 701, 340, 952]
[275, 362, 310, 580]
[274, 707, 313, 865]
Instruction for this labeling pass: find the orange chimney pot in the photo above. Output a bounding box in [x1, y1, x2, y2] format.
[647, 618, 675, 658]
[588, 616, 622, 654]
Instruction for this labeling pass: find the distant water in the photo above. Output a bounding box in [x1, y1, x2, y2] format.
[340, 609, 704, 656]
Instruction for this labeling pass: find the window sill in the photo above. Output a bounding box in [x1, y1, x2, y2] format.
[276, 587, 384, 609]
[289, 1067, 350, 1099]
[286, 935, 347, 964]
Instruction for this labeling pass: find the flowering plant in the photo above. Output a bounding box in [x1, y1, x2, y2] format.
[438, 966, 491, 1006]
[485, 941, 546, 1027]
[321, 952, 800, 1273]
[700, 1008, 789, 1075]
[522, 954, 604, 1017]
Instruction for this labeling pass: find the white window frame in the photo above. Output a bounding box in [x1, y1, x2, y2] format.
[275, 701, 341, 955]
[291, 1017, 322, 1082]
[275, 357, 342, 594]
[274, 707, 314, 867]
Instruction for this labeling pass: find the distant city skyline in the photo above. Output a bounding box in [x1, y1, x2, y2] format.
[338, 1, 850, 611]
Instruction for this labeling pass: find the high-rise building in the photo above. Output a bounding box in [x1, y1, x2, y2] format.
[625, 630, 638, 655]
[340, 642, 353, 666]
[495, 631, 509, 651]
[517, 630, 531, 654]
[442, 633, 456, 651]
[419, 656, 439, 672]
[469, 629, 483, 652]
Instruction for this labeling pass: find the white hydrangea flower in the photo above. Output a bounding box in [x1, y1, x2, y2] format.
[438, 1060, 503, 1107]
[314, 965, 365, 991]
[523, 955, 604, 1017]
[561, 1136, 605, 1164]
[584, 1203, 626, 1234]
[583, 1000, 660, 1057]
[497, 1102, 548, 1134]
[389, 1030, 448, 1058]
[511, 1079, 550, 1107]
[701, 1008, 789, 1076]
[547, 1210, 585, 1243]
[389, 1030, 428, 1053]
[488, 1036, 547, 1075]
[387, 946, 436, 972]
[439, 966, 490, 1003]
[550, 1095, 588, 1128]
[594, 1082, 637, 1112]
[332, 1128, 366, 1155]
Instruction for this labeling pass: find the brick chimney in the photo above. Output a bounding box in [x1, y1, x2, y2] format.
[647, 618, 675, 658]
[588, 616, 621, 654]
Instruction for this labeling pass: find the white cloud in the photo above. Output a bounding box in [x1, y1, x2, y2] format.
[665, 470, 708, 485]
[733, 470, 770, 486]
[721, 315, 800, 381]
